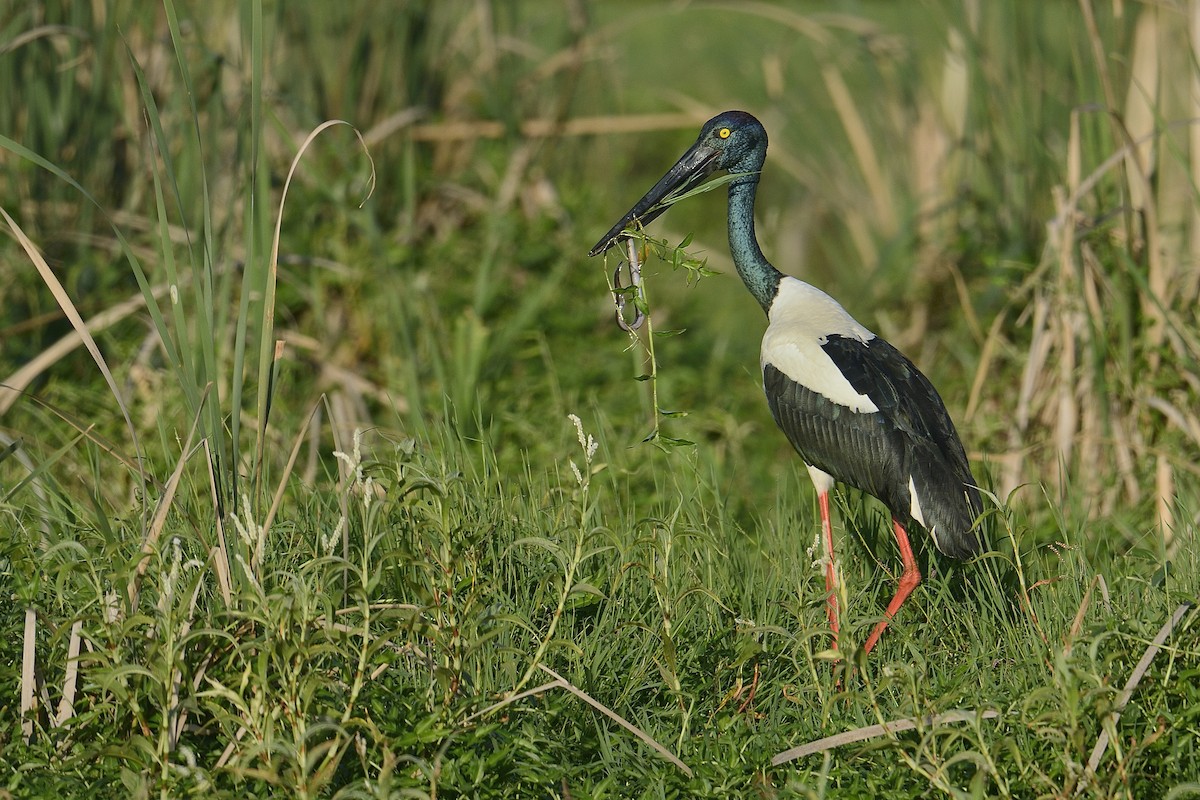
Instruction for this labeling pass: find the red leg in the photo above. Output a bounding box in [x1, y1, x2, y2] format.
[862, 518, 922, 655]
[817, 490, 839, 649]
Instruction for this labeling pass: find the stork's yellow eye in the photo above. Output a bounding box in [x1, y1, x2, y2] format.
[718, 127, 732, 139]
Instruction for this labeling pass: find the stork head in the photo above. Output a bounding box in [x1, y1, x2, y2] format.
[588, 110, 768, 257]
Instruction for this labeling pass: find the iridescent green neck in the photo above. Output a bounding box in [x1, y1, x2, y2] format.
[727, 173, 782, 313]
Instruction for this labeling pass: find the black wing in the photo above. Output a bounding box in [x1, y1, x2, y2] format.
[821, 335, 959, 449]
[762, 360, 912, 520]
[764, 335, 982, 558]
[821, 334, 982, 557]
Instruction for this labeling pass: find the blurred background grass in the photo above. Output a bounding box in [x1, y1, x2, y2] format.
[5, 0, 1197, 538]
[1, 1, 1198, 797]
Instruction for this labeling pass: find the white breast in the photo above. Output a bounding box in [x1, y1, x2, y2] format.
[760, 277, 879, 413]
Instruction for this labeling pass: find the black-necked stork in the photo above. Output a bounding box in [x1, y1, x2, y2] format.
[589, 110, 983, 655]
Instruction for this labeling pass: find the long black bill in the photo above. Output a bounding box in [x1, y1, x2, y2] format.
[588, 138, 722, 257]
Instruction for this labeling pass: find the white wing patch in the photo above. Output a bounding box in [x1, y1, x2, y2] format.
[907, 475, 927, 529]
[761, 278, 878, 412]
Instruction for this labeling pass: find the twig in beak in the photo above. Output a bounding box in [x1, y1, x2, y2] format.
[613, 236, 645, 331]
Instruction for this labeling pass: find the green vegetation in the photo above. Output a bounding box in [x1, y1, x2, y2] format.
[2, 1, 1197, 797]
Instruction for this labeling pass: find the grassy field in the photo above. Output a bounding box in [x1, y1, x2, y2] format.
[2, 1, 1199, 797]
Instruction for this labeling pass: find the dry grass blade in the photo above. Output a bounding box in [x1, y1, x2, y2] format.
[21, 607, 36, 743]
[255, 120, 375, 496]
[2, 398, 146, 484]
[128, 388, 208, 609]
[214, 725, 249, 769]
[1144, 395, 1200, 449]
[252, 339, 285, 496]
[0, 207, 143, 489]
[0, 24, 87, 55]
[327, 395, 352, 570]
[965, 308, 1008, 422]
[704, 0, 861, 45]
[538, 664, 693, 777]
[54, 620, 84, 727]
[772, 708, 1002, 765]
[463, 680, 564, 725]
[1191, 0, 1200, 297]
[821, 63, 895, 236]
[1078, 602, 1193, 790]
[279, 330, 409, 412]
[406, 112, 705, 142]
[204, 437, 232, 606]
[1077, 0, 1134, 249]
[262, 398, 326, 538]
[0, 280, 172, 416]
[1064, 575, 1100, 657]
[1156, 455, 1176, 556]
[1049, 123, 1195, 226]
[1121, 6, 1181, 363]
[362, 106, 427, 147]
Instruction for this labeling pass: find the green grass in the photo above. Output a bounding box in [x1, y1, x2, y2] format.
[2, 1, 1199, 797]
